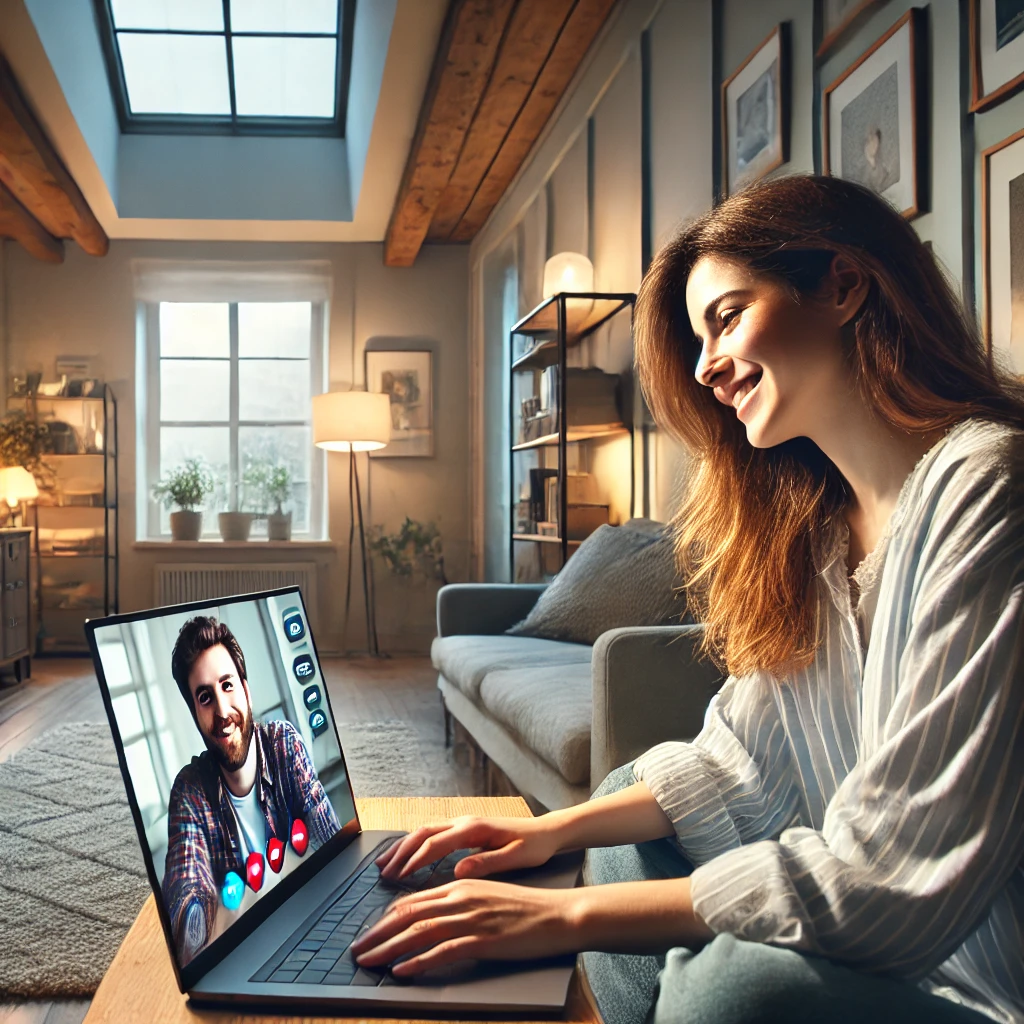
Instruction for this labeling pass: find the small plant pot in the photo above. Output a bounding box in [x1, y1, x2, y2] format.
[218, 512, 254, 541]
[170, 510, 202, 541]
[267, 511, 292, 541]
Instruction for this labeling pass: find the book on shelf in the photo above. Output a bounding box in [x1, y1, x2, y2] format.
[528, 467, 557, 526]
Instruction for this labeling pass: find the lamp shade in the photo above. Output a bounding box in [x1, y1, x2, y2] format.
[312, 391, 391, 452]
[0, 466, 38, 507]
[542, 251, 594, 298]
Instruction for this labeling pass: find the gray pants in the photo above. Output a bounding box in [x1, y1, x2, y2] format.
[580, 765, 992, 1024]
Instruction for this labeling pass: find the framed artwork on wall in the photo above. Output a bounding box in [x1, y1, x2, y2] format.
[982, 128, 1024, 376]
[721, 24, 790, 197]
[365, 349, 434, 457]
[969, 0, 1024, 112]
[817, 0, 882, 58]
[823, 7, 926, 219]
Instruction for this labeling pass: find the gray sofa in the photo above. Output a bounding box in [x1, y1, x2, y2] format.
[432, 583, 724, 810]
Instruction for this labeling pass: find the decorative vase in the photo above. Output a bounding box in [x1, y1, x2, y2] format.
[218, 512, 253, 541]
[169, 510, 202, 541]
[267, 511, 292, 541]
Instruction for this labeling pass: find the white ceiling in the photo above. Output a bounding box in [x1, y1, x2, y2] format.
[0, 0, 447, 242]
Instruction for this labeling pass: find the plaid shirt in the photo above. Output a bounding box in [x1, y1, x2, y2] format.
[163, 719, 340, 965]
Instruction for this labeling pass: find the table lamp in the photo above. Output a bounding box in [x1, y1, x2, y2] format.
[0, 466, 38, 527]
[312, 391, 391, 657]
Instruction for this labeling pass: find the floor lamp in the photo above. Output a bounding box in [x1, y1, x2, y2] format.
[312, 391, 391, 657]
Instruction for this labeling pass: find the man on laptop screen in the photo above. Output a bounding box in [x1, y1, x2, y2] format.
[165, 616, 340, 965]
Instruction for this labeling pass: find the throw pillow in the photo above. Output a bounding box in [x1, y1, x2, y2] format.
[506, 519, 689, 645]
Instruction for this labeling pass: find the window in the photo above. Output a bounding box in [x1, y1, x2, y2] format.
[142, 298, 326, 539]
[95, 0, 355, 136]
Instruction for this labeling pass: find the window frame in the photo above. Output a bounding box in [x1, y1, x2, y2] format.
[93, 0, 356, 137]
[143, 299, 327, 541]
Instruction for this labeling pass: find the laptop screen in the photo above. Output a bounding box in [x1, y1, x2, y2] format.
[89, 590, 357, 973]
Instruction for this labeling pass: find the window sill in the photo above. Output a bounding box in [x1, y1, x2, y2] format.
[133, 539, 335, 550]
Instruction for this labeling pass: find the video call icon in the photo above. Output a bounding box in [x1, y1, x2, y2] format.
[221, 871, 244, 911]
[309, 708, 328, 737]
[302, 684, 322, 711]
[293, 654, 315, 681]
[282, 607, 305, 643]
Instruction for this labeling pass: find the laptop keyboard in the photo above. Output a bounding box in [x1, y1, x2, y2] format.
[251, 838, 464, 987]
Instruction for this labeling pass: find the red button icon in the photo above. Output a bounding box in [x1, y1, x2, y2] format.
[290, 818, 308, 856]
[267, 836, 285, 873]
[246, 851, 265, 892]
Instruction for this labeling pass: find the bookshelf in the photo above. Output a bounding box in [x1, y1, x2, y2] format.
[509, 292, 636, 582]
[8, 388, 119, 654]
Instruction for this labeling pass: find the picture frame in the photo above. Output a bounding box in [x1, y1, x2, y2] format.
[721, 24, 790, 197]
[364, 349, 434, 457]
[823, 8, 927, 219]
[817, 0, 881, 58]
[981, 128, 1024, 376]
[969, 0, 1024, 112]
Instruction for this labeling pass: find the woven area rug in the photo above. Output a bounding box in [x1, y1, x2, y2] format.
[0, 722, 150, 998]
[338, 718, 455, 797]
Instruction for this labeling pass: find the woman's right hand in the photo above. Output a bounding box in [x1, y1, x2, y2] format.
[376, 815, 561, 881]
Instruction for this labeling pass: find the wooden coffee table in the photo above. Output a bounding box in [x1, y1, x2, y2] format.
[84, 796, 601, 1024]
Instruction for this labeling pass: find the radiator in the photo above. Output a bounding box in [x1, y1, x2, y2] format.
[154, 562, 318, 623]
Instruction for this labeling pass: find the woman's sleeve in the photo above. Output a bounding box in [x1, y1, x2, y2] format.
[633, 670, 802, 865]
[687, 444, 1024, 979]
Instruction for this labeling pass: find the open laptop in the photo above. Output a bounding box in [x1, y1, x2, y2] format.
[86, 586, 581, 1014]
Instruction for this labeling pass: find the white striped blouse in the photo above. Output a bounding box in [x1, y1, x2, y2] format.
[633, 417, 1024, 1023]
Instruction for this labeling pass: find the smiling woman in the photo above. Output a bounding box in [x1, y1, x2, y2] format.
[350, 175, 1024, 1024]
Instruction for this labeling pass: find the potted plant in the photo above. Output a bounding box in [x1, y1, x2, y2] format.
[152, 458, 214, 541]
[243, 459, 293, 541]
[217, 478, 254, 542]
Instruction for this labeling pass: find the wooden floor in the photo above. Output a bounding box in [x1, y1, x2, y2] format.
[0, 653, 483, 1024]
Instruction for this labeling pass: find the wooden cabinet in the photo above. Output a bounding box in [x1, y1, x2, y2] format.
[0, 528, 31, 680]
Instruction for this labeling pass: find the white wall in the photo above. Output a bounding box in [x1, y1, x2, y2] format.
[468, 0, 988, 580]
[2, 239, 469, 654]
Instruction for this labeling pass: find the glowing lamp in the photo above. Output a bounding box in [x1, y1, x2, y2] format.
[542, 252, 594, 298]
[0, 466, 38, 509]
[312, 391, 391, 452]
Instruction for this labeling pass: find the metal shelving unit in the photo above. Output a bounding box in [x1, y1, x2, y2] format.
[509, 292, 637, 582]
[10, 387, 119, 653]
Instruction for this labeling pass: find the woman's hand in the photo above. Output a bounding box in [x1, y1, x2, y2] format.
[375, 815, 560, 881]
[351, 877, 714, 976]
[352, 878, 580, 975]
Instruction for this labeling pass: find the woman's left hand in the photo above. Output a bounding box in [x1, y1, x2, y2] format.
[350, 878, 581, 976]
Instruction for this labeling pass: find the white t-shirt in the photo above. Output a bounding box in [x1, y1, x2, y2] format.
[226, 784, 267, 861]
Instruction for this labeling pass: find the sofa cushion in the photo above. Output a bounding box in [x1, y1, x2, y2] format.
[479, 663, 593, 786]
[430, 634, 591, 702]
[506, 519, 686, 646]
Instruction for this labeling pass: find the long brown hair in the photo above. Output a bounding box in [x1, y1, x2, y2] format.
[636, 174, 1024, 678]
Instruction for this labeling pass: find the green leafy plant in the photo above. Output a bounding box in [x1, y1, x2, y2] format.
[368, 517, 448, 584]
[242, 458, 292, 516]
[0, 412, 49, 470]
[152, 458, 215, 512]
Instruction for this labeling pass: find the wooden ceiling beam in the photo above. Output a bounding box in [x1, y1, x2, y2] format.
[450, 0, 617, 242]
[383, 0, 517, 268]
[0, 59, 108, 257]
[426, 0, 577, 243]
[0, 181, 64, 263]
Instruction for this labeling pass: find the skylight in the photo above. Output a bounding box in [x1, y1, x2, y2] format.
[96, 0, 353, 134]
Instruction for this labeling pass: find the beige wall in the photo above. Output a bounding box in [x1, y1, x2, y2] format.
[2, 239, 469, 654]
[470, 0, 992, 580]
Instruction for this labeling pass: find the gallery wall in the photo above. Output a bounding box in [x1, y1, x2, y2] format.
[1, 239, 469, 654]
[469, 0, 1023, 582]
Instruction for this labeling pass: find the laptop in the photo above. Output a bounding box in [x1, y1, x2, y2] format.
[86, 586, 581, 1014]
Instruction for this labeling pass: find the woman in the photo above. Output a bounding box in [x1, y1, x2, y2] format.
[351, 175, 1024, 1023]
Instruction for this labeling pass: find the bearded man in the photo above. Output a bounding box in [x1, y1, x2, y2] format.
[163, 616, 340, 965]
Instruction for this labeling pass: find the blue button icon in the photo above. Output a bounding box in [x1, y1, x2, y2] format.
[282, 608, 305, 643]
[222, 871, 244, 910]
[293, 654, 315, 680]
[309, 709, 328, 737]
[302, 684, 322, 711]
